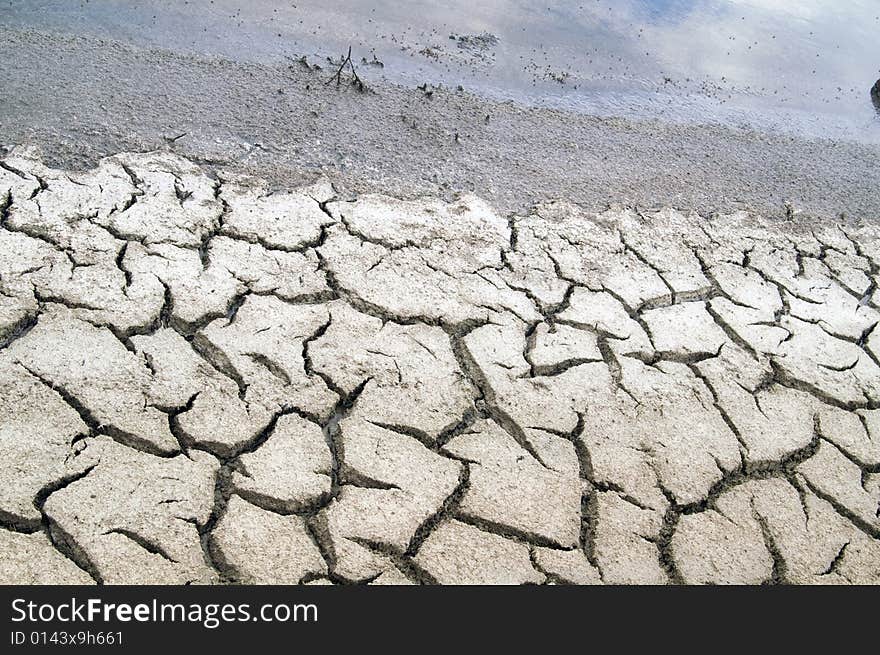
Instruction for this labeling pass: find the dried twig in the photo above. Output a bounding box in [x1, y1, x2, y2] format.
[326, 46, 366, 92]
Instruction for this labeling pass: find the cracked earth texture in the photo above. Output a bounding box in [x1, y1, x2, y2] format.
[1, 147, 879, 586]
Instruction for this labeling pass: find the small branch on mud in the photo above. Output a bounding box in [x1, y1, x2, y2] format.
[162, 133, 187, 145]
[326, 46, 367, 92]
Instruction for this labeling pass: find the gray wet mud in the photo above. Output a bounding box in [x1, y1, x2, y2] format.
[1, 149, 879, 585]
[4, 1, 880, 140]
[1, 2, 880, 221]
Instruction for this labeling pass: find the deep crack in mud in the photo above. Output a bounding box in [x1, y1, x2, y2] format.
[0, 148, 879, 585]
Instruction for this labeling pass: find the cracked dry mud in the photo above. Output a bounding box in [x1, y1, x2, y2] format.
[1, 148, 879, 586]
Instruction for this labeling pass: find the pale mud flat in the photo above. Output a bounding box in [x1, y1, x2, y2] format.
[0, 148, 879, 585]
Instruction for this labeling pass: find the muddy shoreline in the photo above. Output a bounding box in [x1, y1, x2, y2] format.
[1, 27, 879, 221]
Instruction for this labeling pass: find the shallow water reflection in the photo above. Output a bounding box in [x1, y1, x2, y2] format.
[2, 0, 879, 141]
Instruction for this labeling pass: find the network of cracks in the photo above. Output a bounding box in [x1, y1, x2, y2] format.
[0, 148, 878, 585]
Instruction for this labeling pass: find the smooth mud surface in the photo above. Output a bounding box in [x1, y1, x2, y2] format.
[1, 150, 879, 584]
[1, 2, 880, 220]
